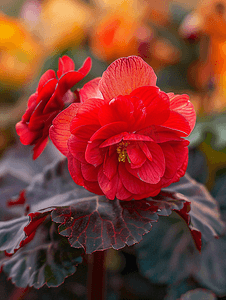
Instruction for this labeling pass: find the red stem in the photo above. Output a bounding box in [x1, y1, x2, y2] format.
[9, 287, 29, 300]
[87, 250, 106, 300]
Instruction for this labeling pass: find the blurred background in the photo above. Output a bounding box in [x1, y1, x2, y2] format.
[1, 0, 226, 299]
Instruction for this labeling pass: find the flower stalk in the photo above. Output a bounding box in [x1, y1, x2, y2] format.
[87, 250, 107, 300]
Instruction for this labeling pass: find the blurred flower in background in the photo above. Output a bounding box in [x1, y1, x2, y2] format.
[89, 0, 144, 62]
[88, 0, 181, 71]
[32, 0, 93, 54]
[0, 12, 43, 90]
[179, 0, 226, 114]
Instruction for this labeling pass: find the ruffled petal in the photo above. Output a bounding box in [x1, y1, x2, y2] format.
[116, 178, 133, 200]
[98, 95, 134, 126]
[70, 98, 105, 131]
[130, 86, 170, 126]
[81, 163, 99, 182]
[16, 122, 38, 145]
[77, 57, 92, 76]
[21, 94, 38, 122]
[162, 111, 191, 137]
[103, 151, 118, 180]
[126, 142, 165, 184]
[159, 143, 177, 186]
[126, 143, 146, 168]
[79, 77, 103, 103]
[99, 56, 157, 101]
[139, 141, 152, 161]
[68, 135, 87, 163]
[90, 121, 128, 141]
[98, 165, 118, 200]
[170, 140, 189, 183]
[37, 70, 56, 93]
[49, 103, 80, 156]
[68, 152, 84, 186]
[44, 71, 85, 114]
[100, 132, 128, 148]
[57, 56, 75, 78]
[137, 126, 184, 143]
[83, 179, 103, 195]
[33, 136, 49, 160]
[168, 93, 196, 133]
[85, 139, 105, 167]
[71, 124, 100, 141]
[119, 163, 161, 196]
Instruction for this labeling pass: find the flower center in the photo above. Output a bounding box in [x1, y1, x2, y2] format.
[116, 141, 131, 163]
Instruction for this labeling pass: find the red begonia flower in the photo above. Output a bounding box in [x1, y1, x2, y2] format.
[50, 56, 196, 200]
[16, 56, 91, 159]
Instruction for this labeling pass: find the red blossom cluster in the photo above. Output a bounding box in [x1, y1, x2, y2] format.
[17, 55, 196, 200]
[16, 56, 91, 159]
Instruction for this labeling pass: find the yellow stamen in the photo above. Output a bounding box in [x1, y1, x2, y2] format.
[116, 141, 131, 163]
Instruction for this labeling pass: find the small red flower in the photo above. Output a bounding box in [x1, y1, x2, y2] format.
[50, 56, 196, 200]
[16, 56, 91, 159]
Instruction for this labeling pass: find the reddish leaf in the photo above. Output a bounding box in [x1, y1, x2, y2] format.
[7, 190, 26, 207]
[168, 174, 225, 245]
[51, 193, 186, 254]
[0, 218, 83, 288]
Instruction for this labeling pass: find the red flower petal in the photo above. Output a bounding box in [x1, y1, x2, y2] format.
[83, 179, 103, 195]
[85, 139, 105, 167]
[37, 70, 56, 93]
[139, 142, 152, 161]
[98, 95, 135, 126]
[100, 132, 129, 148]
[127, 144, 146, 168]
[126, 142, 165, 184]
[70, 98, 105, 132]
[68, 152, 84, 186]
[123, 133, 153, 142]
[168, 93, 196, 133]
[159, 143, 177, 186]
[77, 57, 92, 76]
[44, 72, 85, 114]
[74, 125, 101, 141]
[33, 136, 49, 160]
[99, 56, 157, 101]
[29, 79, 58, 129]
[130, 86, 170, 126]
[57, 56, 75, 78]
[90, 122, 128, 141]
[170, 141, 189, 183]
[81, 163, 99, 182]
[98, 166, 118, 200]
[162, 111, 191, 136]
[68, 135, 87, 163]
[139, 126, 184, 143]
[119, 163, 161, 196]
[79, 77, 103, 103]
[103, 151, 118, 180]
[100, 132, 153, 149]
[137, 160, 163, 184]
[15, 122, 38, 145]
[49, 103, 80, 156]
[116, 178, 133, 200]
[22, 94, 38, 122]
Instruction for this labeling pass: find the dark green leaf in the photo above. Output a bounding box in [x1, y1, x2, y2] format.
[168, 174, 225, 243]
[135, 212, 200, 285]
